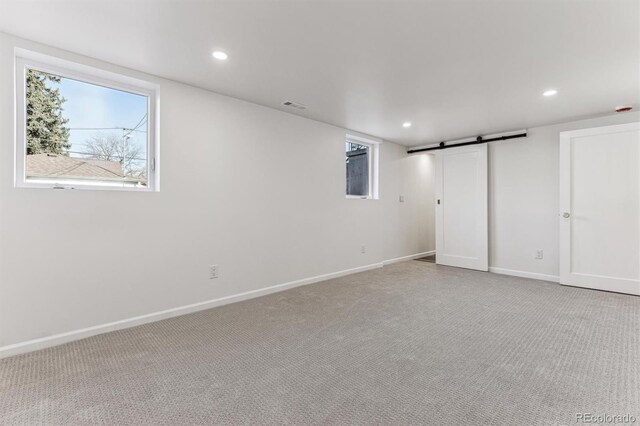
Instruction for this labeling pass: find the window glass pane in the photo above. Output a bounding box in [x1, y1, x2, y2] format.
[25, 69, 149, 187]
[346, 141, 370, 196]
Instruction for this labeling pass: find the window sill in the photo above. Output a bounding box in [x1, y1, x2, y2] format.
[17, 179, 156, 192]
[346, 195, 378, 200]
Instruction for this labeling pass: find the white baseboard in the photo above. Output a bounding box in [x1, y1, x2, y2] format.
[2, 258, 421, 359]
[489, 267, 560, 283]
[383, 250, 435, 266]
[6, 254, 558, 359]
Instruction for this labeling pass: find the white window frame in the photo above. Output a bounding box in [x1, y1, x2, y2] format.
[14, 49, 160, 192]
[345, 134, 380, 200]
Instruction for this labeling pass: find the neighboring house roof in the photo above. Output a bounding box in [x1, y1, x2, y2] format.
[26, 153, 144, 183]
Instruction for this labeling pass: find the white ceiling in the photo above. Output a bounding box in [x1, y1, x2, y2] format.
[0, 0, 638, 146]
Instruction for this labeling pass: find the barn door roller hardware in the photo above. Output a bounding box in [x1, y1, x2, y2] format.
[407, 130, 527, 154]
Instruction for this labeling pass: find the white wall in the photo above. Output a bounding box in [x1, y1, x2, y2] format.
[383, 153, 436, 257]
[0, 33, 434, 351]
[3, 30, 632, 355]
[489, 112, 640, 280]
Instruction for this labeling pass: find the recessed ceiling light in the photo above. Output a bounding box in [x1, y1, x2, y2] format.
[543, 89, 558, 97]
[402, 122, 412, 128]
[212, 51, 228, 60]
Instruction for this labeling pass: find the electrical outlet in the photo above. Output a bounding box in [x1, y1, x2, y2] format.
[209, 265, 219, 279]
[361, 245, 366, 254]
[399, 195, 405, 203]
[535, 250, 544, 260]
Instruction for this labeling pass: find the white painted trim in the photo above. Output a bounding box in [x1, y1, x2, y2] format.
[346, 133, 382, 145]
[4, 256, 444, 358]
[14, 50, 160, 192]
[345, 134, 380, 200]
[383, 250, 435, 266]
[489, 267, 560, 283]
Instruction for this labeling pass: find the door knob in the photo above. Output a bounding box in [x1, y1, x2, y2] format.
[562, 212, 570, 218]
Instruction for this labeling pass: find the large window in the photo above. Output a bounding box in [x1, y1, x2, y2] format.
[15, 51, 159, 191]
[345, 135, 379, 199]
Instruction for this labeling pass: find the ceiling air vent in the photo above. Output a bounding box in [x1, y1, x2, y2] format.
[282, 100, 307, 110]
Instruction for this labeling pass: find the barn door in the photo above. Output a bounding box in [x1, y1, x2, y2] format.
[435, 144, 488, 271]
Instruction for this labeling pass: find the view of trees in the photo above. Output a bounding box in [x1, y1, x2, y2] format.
[26, 69, 71, 155]
[26, 69, 147, 180]
[82, 133, 146, 179]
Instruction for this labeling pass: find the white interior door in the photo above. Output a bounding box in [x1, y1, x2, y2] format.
[435, 144, 488, 271]
[560, 122, 640, 295]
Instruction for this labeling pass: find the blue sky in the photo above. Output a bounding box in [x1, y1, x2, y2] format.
[56, 76, 148, 161]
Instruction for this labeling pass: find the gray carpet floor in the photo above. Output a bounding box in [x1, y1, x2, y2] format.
[1, 261, 639, 425]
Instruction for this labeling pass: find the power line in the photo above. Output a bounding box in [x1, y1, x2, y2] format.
[67, 113, 149, 136]
[67, 150, 147, 161]
[131, 114, 147, 131]
[123, 113, 148, 138]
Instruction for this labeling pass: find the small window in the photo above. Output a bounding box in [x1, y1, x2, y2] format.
[15, 52, 159, 191]
[345, 135, 379, 199]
